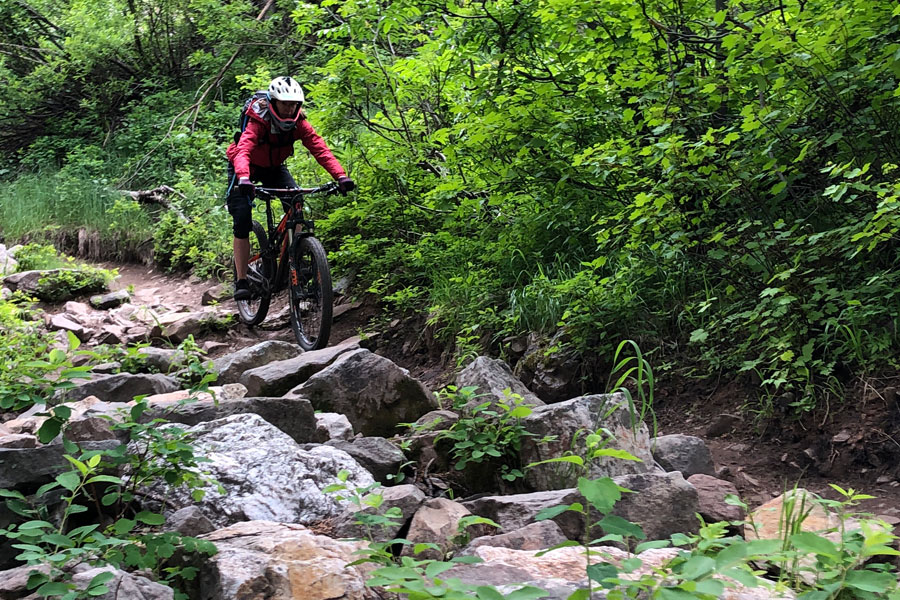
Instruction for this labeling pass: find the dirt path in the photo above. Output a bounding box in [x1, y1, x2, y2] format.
[99, 263, 900, 526]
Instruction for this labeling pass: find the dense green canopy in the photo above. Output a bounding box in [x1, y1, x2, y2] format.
[3, 0, 900, 411]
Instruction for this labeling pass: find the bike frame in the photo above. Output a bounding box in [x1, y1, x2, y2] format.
[250, 184, 337, 294]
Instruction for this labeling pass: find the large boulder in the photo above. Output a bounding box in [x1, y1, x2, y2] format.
[71, 566, 174, 600]
[608, 471, 701, 541]
[2, 269, 108, 301]
[460, 521, 569, 555]
[463, 471, 700, 542]
[239, 339, 359, 397]
[688, 474, 744, 523]
[191, 521, 378, 600]
[333, 484, 427, 541]
[145, 395, 318, 444]
[0, 441, 120, 491]
[402, 498, 478, 560]
[211, 341, 302, 384]
[325, 437, 406, 484]
[289, 349, 437, 437]
[651, 434, 715, 477]
[520, 393, 656, 491]
[59, 373, 181, 403]
[143, 414, 374, 527]
[456, 356, 544, 410]
[444, 546, 794, 600]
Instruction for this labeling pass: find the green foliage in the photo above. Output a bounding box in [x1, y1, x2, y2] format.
[152, 209, 231, 278]
[34, 265, 116, 303]
[14, 244, 68, 271]
[435, 386, 544, 484]
[0, 297, 91, 416]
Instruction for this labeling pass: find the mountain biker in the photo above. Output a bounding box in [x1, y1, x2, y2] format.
[225, 76, 354, 301]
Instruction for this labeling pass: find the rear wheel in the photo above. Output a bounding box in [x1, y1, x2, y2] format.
[289, 236, 332, 350]
[234, 221, 273, 325]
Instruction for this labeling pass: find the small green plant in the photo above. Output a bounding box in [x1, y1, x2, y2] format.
[436, 386, 541, 484]
[14, 243, 67, 271]
[0, 427, 218, 599]
[34, 264, 117, 302]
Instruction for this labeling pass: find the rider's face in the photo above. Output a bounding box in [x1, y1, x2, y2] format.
[273, 100, 300, 119]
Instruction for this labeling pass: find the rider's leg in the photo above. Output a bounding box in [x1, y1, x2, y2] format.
[226, 163, 253, 299]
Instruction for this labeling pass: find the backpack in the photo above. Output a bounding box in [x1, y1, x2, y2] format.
[233, 91, 269, 144]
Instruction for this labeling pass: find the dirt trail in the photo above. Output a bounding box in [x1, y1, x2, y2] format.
[99, 263, 900, 527]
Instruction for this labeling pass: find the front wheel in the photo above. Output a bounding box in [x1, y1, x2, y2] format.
[289, 236, 333, 350]
[234, 220, 273, 326]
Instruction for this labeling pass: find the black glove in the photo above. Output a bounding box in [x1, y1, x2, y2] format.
[238, 177, 255, 199]
[337, 176, 356, 195]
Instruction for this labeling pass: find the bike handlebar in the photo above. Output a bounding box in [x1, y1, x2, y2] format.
[256, 182, 341, 199]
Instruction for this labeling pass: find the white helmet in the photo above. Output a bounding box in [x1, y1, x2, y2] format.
[268, 76, 305, 103]
[267, 77, 305, 132]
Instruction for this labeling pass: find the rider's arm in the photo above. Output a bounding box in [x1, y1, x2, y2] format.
[295, 120, 347, 180]
[231, 120, 264, 180]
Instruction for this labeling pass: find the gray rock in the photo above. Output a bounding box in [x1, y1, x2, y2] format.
[0, 433, 38, 449]
[71, 566, 173, 600]
[333, 484, 426, 541]
[143, 414, 374, 527]
[462, 489, 585, 540]
[2, 269, 108, 301]
[0, 441, 120, 490]
[90, 289, 131, 309]
[687, 474, 744, 523]
[0, 244, 18, 276]
[47, 314, 90, 341]
[520, 393, 656, 491]
[314, 413, 354, 442]
[464, 471, 700, 543]
[325, 437, 405, 483]
[239, 339, 359, 397]
[93, 325, 125, 345]
[460, 520, 569, 555]
[64, 416, 117, 442]
[290, 349, 437, 437]
[166, 506, 214, 537]
[411, 410, 458, 431]
[402, 498, 474, 560]
[212, 341, 302, 385]
[456, 356, 544, 410]
[59, 373, 181, 403]
[609, 471, 701, 541]
[201, 283, 230, 306]
[652, 434, 715, 477]
[151, 312, 206, 344]
[145, 396, 317, 444]
[138, 347, 180, 373]
[0, 564, 51, 597]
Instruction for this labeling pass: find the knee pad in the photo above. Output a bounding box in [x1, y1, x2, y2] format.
[228, 200, 252, 239]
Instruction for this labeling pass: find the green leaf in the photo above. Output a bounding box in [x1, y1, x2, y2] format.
[476, 586, 506, 600]
[586, 563, 618, 588]
[37, 419, 63, 444]
[503, 586, 551, 600]
[844, 570, 898, 593]
[55, 471, 80, 492]
[37, 581, 72, 595]
[565, 589, 590, 600]
[577, 476, 621, 514]
[678, 555, 715, 579]
[598, 514, 645, 540]
[135, 511, 165, 526]
[534, 504, 577, 521]
[425, 561, 456, 578]
[790, 532, 839, 557]
[113, 519, 135, 535]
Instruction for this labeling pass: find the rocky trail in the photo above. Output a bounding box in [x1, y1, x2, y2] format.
[1, 261, 899, 599]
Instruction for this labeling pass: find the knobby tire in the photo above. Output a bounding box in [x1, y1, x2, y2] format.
[235, 221, 272, 326]
[289, 236, 332, 350]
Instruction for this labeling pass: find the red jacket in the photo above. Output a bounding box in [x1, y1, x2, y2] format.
[226, 98, 346, 181]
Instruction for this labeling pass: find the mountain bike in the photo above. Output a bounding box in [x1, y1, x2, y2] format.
[234, 183, 337, 350]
